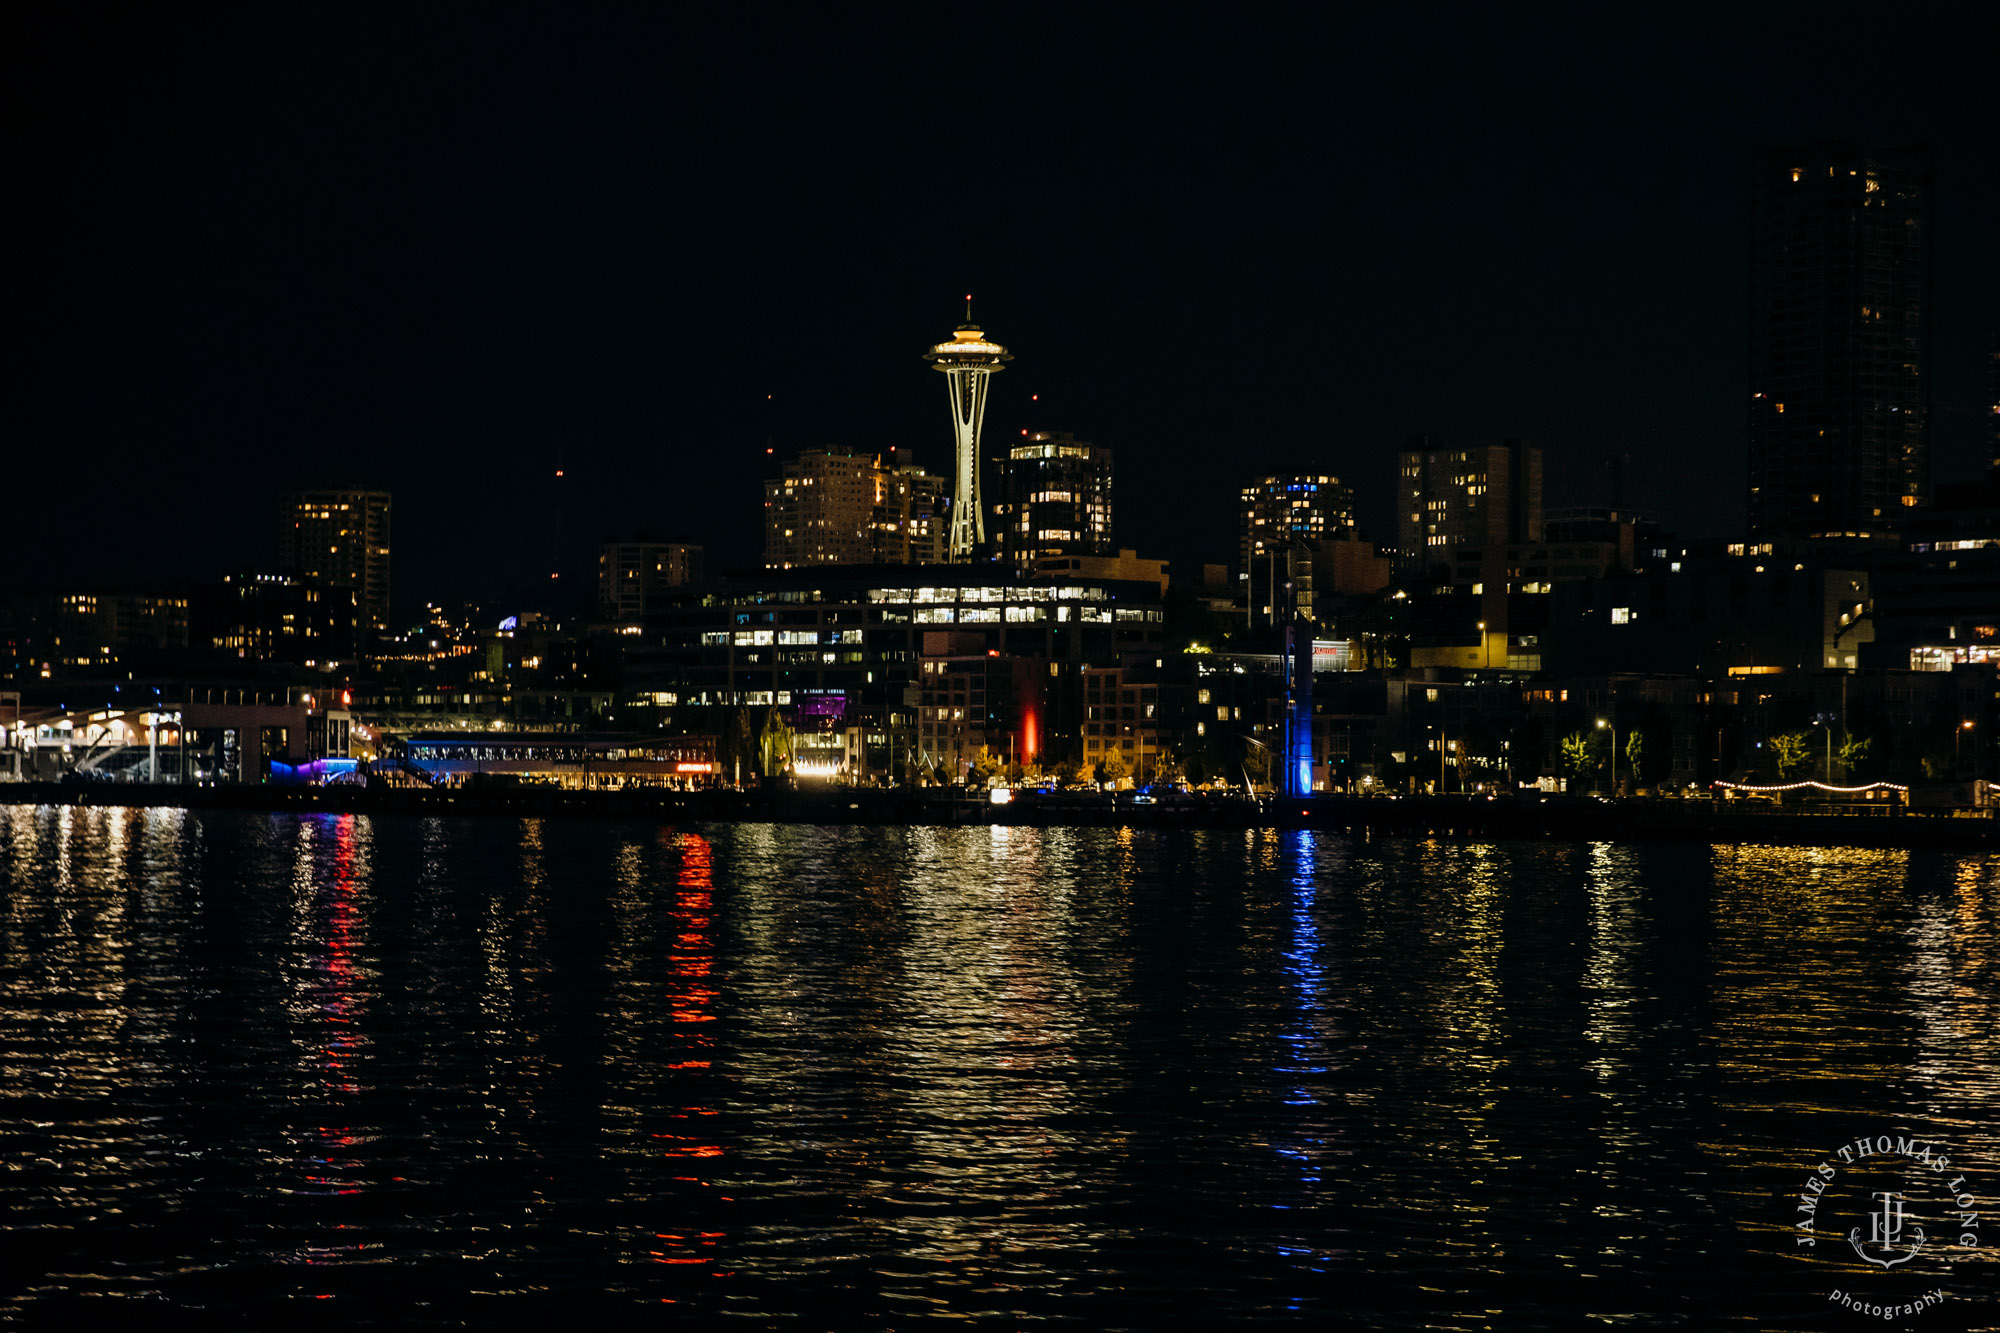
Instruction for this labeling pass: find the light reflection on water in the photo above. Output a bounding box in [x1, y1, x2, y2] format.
[0, 808, 1994, 1326]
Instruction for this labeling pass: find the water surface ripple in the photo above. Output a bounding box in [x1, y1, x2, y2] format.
[0, 808, 1994, 1327]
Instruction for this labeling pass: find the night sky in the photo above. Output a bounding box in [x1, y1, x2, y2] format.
[9, 6, 1995, 619]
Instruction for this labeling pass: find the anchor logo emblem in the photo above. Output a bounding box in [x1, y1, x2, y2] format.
[1848, 1191, 1925, 1268]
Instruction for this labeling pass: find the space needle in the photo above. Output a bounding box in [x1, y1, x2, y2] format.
[924, 300, 1011, 561]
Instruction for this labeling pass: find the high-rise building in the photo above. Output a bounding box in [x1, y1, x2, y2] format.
[763, 447, 947, 569]
[1748, 144, 1932, 539]
[1395, 437, 1543, 575]
[924, 312, 1011, 560]
[997, 432, 1113, 564]
[1241, 472, 1356, 572]
[872, 448, 949, 565]
[599, 540, 703, 621]
[1240, 471, 1357, 624]
[280, 489, 391, 631]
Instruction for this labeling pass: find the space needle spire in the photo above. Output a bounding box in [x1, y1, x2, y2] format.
[924, 299, 1011, 561]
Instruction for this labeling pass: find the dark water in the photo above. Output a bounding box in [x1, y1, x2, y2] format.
[1, 807, 1994, 1329]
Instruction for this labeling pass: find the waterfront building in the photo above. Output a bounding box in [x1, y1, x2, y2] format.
[997, 432, 1113, 564]
[763, 447, 947, 569]
[629, 564, 1166, 782]
[924, 313, 1011, 560]
[396, 732, 718, 789]
[1, 683, 350, 784]
[916, 632, 1048, 782]
[279, 488, 392, 632]
[599, 540, 703, 621]
[1748, 144, 1932, 539]
[1081, 663, 1165, 785]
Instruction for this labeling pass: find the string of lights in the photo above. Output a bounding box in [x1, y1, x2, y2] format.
[1713, 780, 1909, 794]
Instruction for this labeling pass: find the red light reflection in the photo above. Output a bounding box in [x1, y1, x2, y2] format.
[302, 814, 369, 1197]
[648, 833, 727, 1272]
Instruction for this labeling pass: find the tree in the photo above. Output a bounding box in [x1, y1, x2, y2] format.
[1095, 749, 1130, 787]
[1770, 731, 1814, 780]
[1839, 734, 1874, 782]
[1624, 729, 1645, 786]
[967, 745, 1001, 785]
[1561, 732, 1595, 788]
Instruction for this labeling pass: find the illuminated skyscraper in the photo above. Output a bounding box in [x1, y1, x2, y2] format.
[924, 310, 1011, 560]
[1239, 470, 1356, 617]
[763, 447, 947, 569]
[1241, 470, 1357, 572]
[1748, 144, 1931, 539]
[997, 431, 1113, 564]
[1395, 437, 1543, 576]
[279, 488, 391, 631]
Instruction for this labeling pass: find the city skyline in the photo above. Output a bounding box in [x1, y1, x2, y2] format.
[9, 14, 2000, 1326]
[8, 8, 1995, 613]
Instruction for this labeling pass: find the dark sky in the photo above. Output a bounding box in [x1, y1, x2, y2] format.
[9, 5, 1995, 619]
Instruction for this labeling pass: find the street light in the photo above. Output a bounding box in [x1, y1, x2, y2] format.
[1597, 716, 1617, 797]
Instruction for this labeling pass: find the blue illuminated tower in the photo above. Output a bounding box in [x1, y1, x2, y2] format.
[924, 303, 1011, 561]
[1283, 619, 1314, 798]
